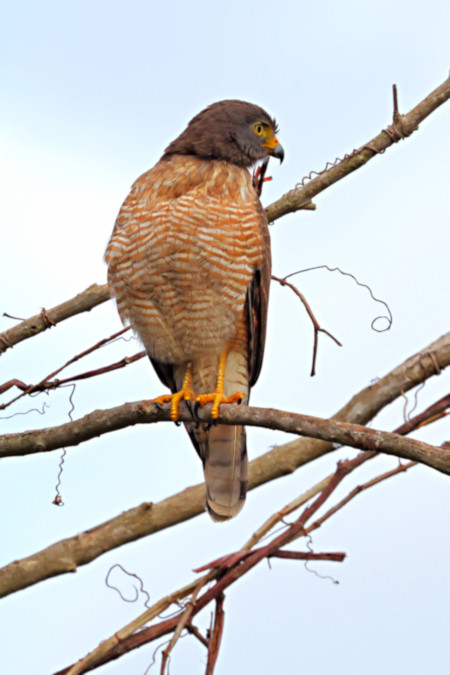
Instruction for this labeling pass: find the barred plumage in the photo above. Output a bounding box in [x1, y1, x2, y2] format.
[106, 100, 283, 520]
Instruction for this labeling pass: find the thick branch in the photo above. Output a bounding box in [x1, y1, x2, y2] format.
[2, 399, 448, 471]
[55, 451, 389, 674]
[0, 332, 448, 598]
[2, 332, 448, 462]
[0, 284, 109, 355]
[266, 75, 450, 221]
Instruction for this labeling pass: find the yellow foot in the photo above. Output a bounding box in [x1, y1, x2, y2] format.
[196, 390, 243, 420]
[153, 367, 194, 421]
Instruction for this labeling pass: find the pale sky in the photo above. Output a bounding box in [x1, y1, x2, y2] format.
[1, 1, 449, 674]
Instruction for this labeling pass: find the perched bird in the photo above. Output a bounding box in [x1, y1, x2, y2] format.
[105, 100, 284, 520]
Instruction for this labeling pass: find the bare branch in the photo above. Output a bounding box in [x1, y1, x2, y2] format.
[1, 78, 448, 364]
[0, 284, 109, 355]
[205, 594, 225, 675]
[55, 456, 358, 674]
[306, 461, 416, 535]
[1, 398, 448, 471]
[266, 75, 450, 222]
[271, 551, 346, 562]
[272, 274, 342, 376]
[53, 436, 428, 675]
[160, 580, 205, 675]
[0, 332, 449, 599]
[0, 326, 135, 411]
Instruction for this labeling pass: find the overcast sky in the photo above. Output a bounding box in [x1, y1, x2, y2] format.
[1, 2, 449, 674]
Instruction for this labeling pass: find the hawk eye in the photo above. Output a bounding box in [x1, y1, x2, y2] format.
[254, 123, 264, 136]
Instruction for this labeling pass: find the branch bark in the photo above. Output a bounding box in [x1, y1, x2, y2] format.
[2, 400, 448, 470]
[2, 332, 448, 461]
[266, 75, 450, 221]
[54, 449, 402, 675]
[0, 284, 109, 355]
[1, 77, 448, 356]
[1, 332, 448, 599]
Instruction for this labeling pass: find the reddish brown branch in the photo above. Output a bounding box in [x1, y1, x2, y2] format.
[0, 352, 145, 402]
[0, 326, 134, 411]
[54, 443, 419, 674]
[270, 551, 346, 562]
[394, 393, 450, 436]
[57, 461, 353, 674]
[206, 595, 225, 675]
[272, 274, 342, 375]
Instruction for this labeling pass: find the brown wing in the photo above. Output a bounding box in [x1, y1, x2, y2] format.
[246, 205, 271, 388]
[149, 357, 177, 393]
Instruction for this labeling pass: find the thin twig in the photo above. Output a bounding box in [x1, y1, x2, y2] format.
[272, 274, 342, 375]
[306, 461, 416, 536]
[55, 434, 429, 675]
[270, 551, 346, 562]
[160, 580, 206, 675]
[0, 327, 132, 411]
[205, 595, 225, 675]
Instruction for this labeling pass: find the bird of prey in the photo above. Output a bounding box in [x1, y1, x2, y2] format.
[105, 100, 283, 520]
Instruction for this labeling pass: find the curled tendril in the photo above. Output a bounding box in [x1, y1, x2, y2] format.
[284, 265, 393, 332]
[304, 535, 339, 585]
[105, 564, 151, 608]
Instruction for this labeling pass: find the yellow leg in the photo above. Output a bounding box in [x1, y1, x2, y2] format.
[196, 349, 243, 419]
[153, 364, 195, 421]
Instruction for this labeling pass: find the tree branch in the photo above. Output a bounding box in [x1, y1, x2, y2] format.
[2, 398, 448, 470]
[54, 449, 403, 674]
[0, 284, 109, 355]
[2, 77, 448, 360]
[1, 331, 448, 461]
[1, 332, 449, 599]
[266, 75, 450, 222]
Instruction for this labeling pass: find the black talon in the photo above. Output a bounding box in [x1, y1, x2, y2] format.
[193, 400, 201, 420]
[185, 399, 195, 419]
[154, 401, 164, 411]
[174, 420, 181, 427]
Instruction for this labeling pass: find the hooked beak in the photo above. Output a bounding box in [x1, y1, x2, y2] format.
[270, 142, 284, 163]
[262, 135, 284, 163]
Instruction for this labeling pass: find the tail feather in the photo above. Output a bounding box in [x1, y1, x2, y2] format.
[203, 424, 248, 521]
[181, 350, 250, 521]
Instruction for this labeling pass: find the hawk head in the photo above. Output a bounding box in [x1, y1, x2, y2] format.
[163, 99, 284, 168]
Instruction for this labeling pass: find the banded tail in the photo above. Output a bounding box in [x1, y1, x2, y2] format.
[185, 350, 249, 521]
[202, 423, 248, 521]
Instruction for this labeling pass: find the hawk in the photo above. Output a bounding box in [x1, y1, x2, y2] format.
[105, 100, 284, 520]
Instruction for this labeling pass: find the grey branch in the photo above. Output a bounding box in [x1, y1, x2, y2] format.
[0, 331, 448, 599]
[0, 284, 109, 355]
[266, 75, 450, 221]
[1, 76, 449, 355]
[1, 396, 449, 472]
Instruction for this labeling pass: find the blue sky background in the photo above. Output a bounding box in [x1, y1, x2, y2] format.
[1, 1, 449, 673]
